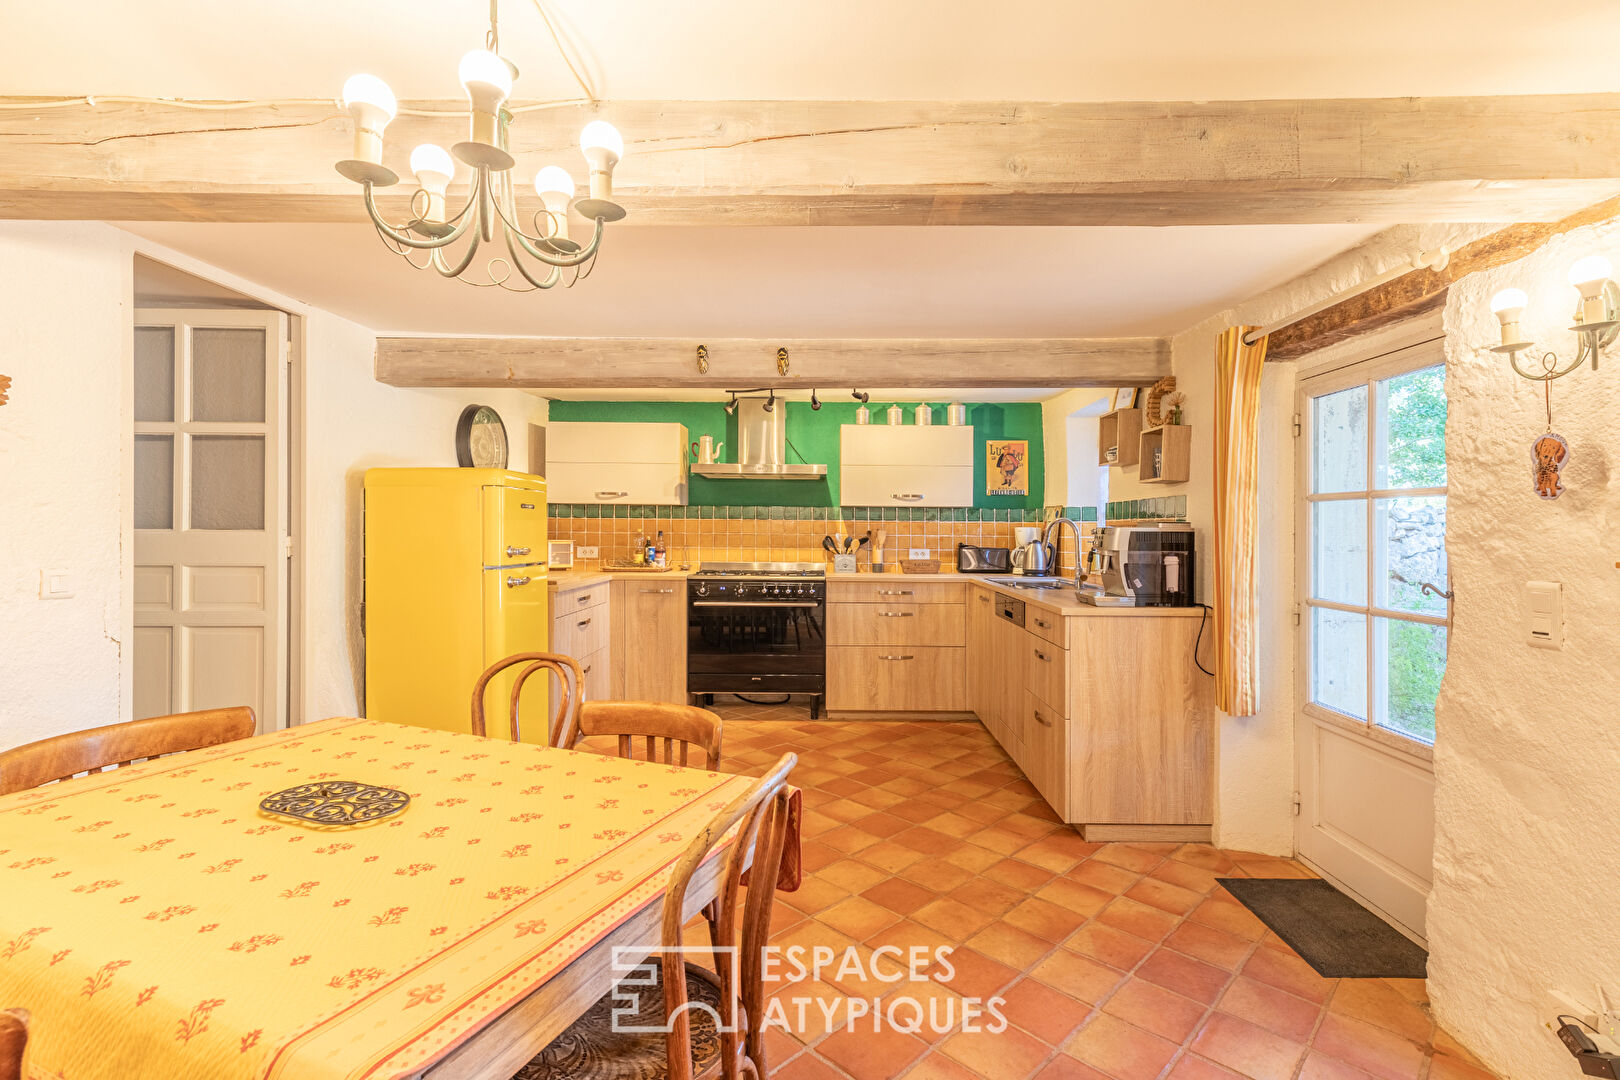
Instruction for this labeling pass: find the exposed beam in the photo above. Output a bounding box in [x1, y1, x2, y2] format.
[1267, 195, 1620, 360]
[374, 337, 1169, 389]
[4, 95, 1620, 226]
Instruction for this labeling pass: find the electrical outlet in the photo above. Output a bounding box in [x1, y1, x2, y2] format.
[39, 569, 73, 599]
[909, 548, 930, 559]
[576, 546, 599, 559]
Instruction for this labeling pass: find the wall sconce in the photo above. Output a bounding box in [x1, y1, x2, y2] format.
[1490, 255, 1620, 381]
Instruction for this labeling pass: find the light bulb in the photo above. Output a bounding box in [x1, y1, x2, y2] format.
[458, 49, 512, 113]
[341, 73, 397, 165]
[1569, 255, 1613, 291]
[410, 144, 454, 190]
[533, 165, 575, 241]
[580, 120, 623, 200]
[1490, 287, 1529, 350]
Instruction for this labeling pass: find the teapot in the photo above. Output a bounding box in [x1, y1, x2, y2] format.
[691, 435, 724, 464]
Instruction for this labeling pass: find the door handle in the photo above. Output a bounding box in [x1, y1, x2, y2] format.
[506, 576, 531, 588]
[1420, 582, 1454, 601]
[595, 491, 629, 499]
[1033, 649, 1051, 662]
[506, 545, 531, 557]
[879, 655, 914, 661]
[576, 618, 591, 629]
[877, 611, 915, 618]
[1033, 709, 1053, 728]
[892, 494, 924, 501]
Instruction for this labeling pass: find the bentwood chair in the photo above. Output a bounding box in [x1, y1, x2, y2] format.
[575, 701, 724, 770]
[0, 707, 256, 797]
[0, 1008, 28, 1080]
[471, 653, 584, 747]
[514, 753, 798, 1080]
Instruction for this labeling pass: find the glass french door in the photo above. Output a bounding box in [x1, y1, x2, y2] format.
[1296, 339, 1448, 942]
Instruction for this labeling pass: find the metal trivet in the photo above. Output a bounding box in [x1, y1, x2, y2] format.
[259, 780, 410, 825]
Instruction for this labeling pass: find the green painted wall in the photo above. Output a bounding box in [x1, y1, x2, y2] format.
[546, 400, 1046, 510]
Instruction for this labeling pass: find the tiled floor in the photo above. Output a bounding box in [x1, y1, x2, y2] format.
[624, 702, 1498, 1080]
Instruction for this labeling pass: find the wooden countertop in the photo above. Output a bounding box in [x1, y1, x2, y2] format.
[549, 567, 693, 590]
[828, 571, 1205, 618]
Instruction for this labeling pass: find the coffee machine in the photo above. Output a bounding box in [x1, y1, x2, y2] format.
[1083, 523, 1196, 607]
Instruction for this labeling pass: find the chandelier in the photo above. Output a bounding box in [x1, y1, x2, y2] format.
[334, 0, 624, 291]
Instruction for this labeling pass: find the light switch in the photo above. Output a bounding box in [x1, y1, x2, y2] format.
[40, 568, 73, 600]
[1526, 580, 1562, 649]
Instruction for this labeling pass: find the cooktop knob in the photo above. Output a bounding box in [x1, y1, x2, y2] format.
[694, 582, 709, 597]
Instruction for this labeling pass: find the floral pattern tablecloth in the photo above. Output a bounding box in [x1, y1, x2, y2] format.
[0, 717, 761, 1080]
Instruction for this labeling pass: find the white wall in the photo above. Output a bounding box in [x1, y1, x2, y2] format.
[1041, 388, 1112, 508]
[1426, 217, 1620, 1079]
[0, 222, 133, 748]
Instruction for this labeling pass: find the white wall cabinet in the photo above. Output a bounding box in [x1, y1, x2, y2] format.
[839, 425, 974, 507]
[545, 422, 689, 505]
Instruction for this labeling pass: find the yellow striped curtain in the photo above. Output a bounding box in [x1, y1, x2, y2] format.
[1212, 326, 1268, 715]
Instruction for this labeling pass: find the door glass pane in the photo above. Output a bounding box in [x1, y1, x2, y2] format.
[1312, 385, 1368, 494]
[1376, 496, 1447, 615]
[191, 435, 265, 530]
[134, 434, 174, 529]
[1311, 500, 1367, 605]
[1376, 617, 1445, 745]
[190, 328, 266, 422]
[1376, 364, 1446, 489]
[134, 327, 175, 422]
[1311, 607, 1367, 720]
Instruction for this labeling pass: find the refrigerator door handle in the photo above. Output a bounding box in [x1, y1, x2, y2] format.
[506, 575, 533, 588]
[506, 545, 531, 557]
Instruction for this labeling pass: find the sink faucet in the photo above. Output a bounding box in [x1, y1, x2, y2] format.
[1042, 516, 1084, 587]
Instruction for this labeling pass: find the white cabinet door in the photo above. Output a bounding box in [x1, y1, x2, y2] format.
[840, 425, 974, 506]
[544, 422, 689, 504]
[547, 422, 688, 464]
[545, 462, 688, 505]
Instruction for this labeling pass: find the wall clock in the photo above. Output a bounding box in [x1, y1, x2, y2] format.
[455, 404, 509, 469]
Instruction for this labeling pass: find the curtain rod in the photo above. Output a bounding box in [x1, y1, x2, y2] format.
[1241, 248, 1450, 347]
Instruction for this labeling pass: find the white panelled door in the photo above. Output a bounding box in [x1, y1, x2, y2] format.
[133, 309, 288, 733]
[1295, 339, 1449, 943]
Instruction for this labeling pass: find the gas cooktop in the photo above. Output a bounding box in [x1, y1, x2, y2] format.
[691, 562, 826, 579]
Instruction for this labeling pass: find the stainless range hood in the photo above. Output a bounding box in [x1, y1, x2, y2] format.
[692, 397, 828, 480]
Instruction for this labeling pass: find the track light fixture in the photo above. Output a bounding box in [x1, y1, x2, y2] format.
[724, 393, 738, 415]
[763, 390, 777, 412]
[810, 389, 822, 410]
[852, 390, 869, 403]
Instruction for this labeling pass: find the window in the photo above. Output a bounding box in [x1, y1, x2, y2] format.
[1303, 361, 1448, 745]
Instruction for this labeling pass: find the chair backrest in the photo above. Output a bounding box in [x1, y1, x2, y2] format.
[576, 701, 724, 770]
[0, 1008, 27, 1080]
[657, 753, 796, 1080]
[0, 707, 256, 797]
[470, 652, 582, 747]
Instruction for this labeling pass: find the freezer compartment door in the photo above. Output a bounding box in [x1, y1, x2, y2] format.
[481, 567, 553, 744]
[482, 482, 547, 567]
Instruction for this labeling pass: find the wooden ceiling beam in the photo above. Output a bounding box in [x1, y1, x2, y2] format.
[374, 336, 1170, 389]
[4, 94, 1620, 226]
[1267, 195, 1620, 360]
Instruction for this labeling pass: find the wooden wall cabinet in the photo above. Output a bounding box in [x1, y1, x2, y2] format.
[610, 579, 687, 704]
[1137, 424, 1192, 484]
[839, 425, 974, 507]
[546, 422, 690, 505]
[1097, 408, 1143, 467]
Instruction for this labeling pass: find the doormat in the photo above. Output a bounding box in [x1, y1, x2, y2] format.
[1217, 878, 1427, 979]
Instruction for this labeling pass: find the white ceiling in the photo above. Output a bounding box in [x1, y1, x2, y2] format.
[123, 222, 1384, 337]
[8, 1, 1620, 102]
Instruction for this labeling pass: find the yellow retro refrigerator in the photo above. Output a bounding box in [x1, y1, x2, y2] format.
[363, 468, 549, 742]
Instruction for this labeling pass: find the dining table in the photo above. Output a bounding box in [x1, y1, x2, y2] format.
[0, 716, 799, 1080]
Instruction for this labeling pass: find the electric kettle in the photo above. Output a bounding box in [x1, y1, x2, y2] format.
[1013, 539, 1054, 576]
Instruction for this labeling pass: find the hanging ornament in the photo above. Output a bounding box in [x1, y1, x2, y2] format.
[1530, 378, 1569, 500]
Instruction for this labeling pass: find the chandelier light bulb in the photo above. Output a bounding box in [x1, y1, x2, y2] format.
[534, 165, 575, 241]
[411, 144, 455, 189]
[580, 121, 623, 200]
[341, 74, 397, 165]
[1568, 255, 1613, 292]
[1490, 287, 1530, 350]
[458, 49, 513, 113]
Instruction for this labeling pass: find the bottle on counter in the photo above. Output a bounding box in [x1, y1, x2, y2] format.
[654, 530, 667, 569]
[631, 530, 646, 565]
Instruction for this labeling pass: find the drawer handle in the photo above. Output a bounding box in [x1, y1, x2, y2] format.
[506, 545, 531, 557]
[577, 595, 591, 604]
[506, 575, 532, 588]
[1033, 617, 1049, 629]
[1033, 710, 1053, 728]
[1034, 649, 1051, 662]
[639, 587, 675, 594]
[877, 590, 914, 596]
[877, 611, 915, 618]
[892, 493, 924, 501]
[879, 654, 914, 662]
[595, 491, 629, 499]
[577, 618, 592, 629]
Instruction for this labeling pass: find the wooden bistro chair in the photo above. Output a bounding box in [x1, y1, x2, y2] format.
[515, 752, 797, 1080]
[0, 707, 256, 797]
[472, 652, 584, 748]
[575, 701, 724, 770]
[0, 1008, 28, 1080]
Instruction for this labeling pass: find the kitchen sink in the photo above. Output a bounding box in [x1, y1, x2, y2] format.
[985, 577, 1073, 591]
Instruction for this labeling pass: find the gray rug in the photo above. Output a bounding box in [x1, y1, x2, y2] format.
[1217, 878, 1428, 979]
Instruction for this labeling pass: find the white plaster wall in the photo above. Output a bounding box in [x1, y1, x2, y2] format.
[0, 222, 133, 748]
[1426, 218, 1620, 1079]
[1041, 388, 1112, 507]
[298, 311, 547, 720]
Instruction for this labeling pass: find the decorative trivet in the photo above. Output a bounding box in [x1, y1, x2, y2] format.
[259, 781, 410, 825]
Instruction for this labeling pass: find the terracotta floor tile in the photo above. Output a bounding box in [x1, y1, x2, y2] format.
[822, 858, 896, 895]
[1191, 1012, 1307, 1080]
[862, 841, 930, 874]
[855, 812, 914, 839]
[985, 857, 1058, 892]
[912, 896, 997, 941]
[966, 826, 1034, 856]
[895, 826, 961, 857]
[1298, 1053, 1381, 1080]
[1064, 922, 1156, 972]
[1096, 897, 1181, 943]
[1136, 948, 1233, 1005]
[930, 948, 1020, 1000]
[999, 977, 1095, 1046]
[1091, 844, 1165, 874]
[1032, 1055, 1113, 1080]
[821, 896, 906, 941]
[1149, 859, 1223, 896]
[1189, 896, 1270, 941]
[1166, 1057, 1245, 1079]
[1101, 977, 1209, 1044]
[1125, 876, 1205, 916]
[1241, 946, 1335, 1004]
[817, 1025, 930, 1080]
[904, 857, 977, 893]
[801, 841, 845, 874]
[785, 876, 855, 915]
[868, 919, 955, 959]
[940, 1024, 1051, 1080]
[890, 799, 949, 824]
[948, 876, 1026, 917]
[1003, 896, 1090, 942]
[1067, 859, 1142, 895]
[1063, 1013, 1179, 1080]
[1030, 949, 1127, 1005]
[1327, 979, 1433, 1045]
[862, 878, 937, 916]
[963, 921, 1056, 970]
[1161, 921, 1255, 971]
[1430, 1026, 1485, 1065]
[1312, 1013, 1426, 1080]
[1033, 878, 1114, 917]
[942, 844, 1003, 874]
[1427, 1053, 1499, 1080]
[1215, 976, 1323, 1043]
[903, 1050, 985, 1080]
[776, 1050, 849, 1080]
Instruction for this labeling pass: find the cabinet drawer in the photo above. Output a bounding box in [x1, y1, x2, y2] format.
[577, 646, 610, 705]
[1025, 638, 1068, 717]
[827, 602, 963, 646]
[554, 606, 608, 657]
[545, 462, 687, 505]
[553, 583, 609, 615]
[1026, 606, 1070, 649]
[827, 580, 965, 605]
[827, 646, 966, 712]
[1023, 690, 1070, 815]
[480, 484, 547, 567]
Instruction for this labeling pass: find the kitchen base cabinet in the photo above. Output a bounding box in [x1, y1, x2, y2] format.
[826, 647, 967, 713]
[550, 579, 611, 707]
[610, 579, 687, 705]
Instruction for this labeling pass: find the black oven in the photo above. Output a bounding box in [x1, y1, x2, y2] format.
[686, 564, 825, 718]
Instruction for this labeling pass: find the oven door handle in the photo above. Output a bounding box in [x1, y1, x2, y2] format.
[690, 600, 822, 608]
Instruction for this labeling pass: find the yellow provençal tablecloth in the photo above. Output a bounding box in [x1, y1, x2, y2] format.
[0, 717, 755, 1080]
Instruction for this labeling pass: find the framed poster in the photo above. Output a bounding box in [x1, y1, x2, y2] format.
[1112, 387, 1139, 411]
[987, 439, 1028, 496]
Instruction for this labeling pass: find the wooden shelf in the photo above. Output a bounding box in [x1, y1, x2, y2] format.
[1097, 408, 1143, 467]
[1137, 424, 1191, 484]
